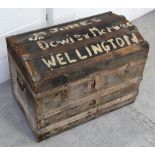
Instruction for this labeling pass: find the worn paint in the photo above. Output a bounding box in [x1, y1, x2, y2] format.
[41, 33, 139, 70]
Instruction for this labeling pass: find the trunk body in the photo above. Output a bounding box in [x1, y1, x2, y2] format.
[7, 12, 149, 141]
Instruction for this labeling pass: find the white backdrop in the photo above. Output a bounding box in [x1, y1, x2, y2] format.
[0, 9, 47, 83]
[0, 8, 153, 83]
[48, 8, 153, 25]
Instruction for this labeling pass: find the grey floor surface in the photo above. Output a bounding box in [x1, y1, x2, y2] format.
[0, 10, 155, 147]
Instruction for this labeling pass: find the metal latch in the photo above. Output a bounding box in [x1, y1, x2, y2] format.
[61, 84, 69, 101]
[17, 73, 25, 91]
[89, 73, 102, 90]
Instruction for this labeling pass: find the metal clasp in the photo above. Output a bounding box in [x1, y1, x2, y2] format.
[89, 73, 102, 90]
[17, 73, 25, 91]
[61, 84, 69, 101]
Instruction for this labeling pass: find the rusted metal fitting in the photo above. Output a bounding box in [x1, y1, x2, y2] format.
[119, 15, 126, 19]
[61, 84, 69, 101]
[21, 54, 31, 61]
[140, 40, 149, 49]
[89, 73, 102, 90]
[128, 25, 138, 31]
[108, 11, 113, 15]
[17, 75, 25, 91]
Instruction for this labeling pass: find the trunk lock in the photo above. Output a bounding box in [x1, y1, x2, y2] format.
[89, 73, 102, 90]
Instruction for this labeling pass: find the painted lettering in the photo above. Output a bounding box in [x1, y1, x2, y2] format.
[91, 18, 102, 22]
[41, 56, 56, 70]
[112, 25, 121, 31]
[37, 41, 49, 50]
[85, 46, 93, 56]
[29, 32, 46, 41]
[80, 20, 92, 26]
[68, 23, 80, 29]
[64, 52, 77, 63]
[123, 35, 131, 46]
[49, 41, 58, 47]
[56, 54, 67, 65]
[116, 37, 125, 47]
[131, 33, 139, 43]
[126, 22, 133, 27]
[101, 42, 111, 53]
[49, 28, 58, 33]
[89, 27, 103, 37]
[91, 44, 103, 55]
[58, 38, 70, 45]
[107, 39, 117, 49]
[75, 49, 88, 60]
[40, 33, 140, 70]
[60, 26, 69, 31]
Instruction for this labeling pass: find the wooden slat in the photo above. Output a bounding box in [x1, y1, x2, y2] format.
[36, 58, 146, 99]
[39, 77, 140, 119]
[42, 82, 139, 126]
[35, 41, 148, 94]
[39, 91, 137, 135]
[34, 42, 147, 87]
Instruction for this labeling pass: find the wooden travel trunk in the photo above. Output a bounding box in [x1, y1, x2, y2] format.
[6, 11, 149, 141]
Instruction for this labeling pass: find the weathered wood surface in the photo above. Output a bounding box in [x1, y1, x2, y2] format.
[7, 11, 149, 141]
[8, 55, 38, 136]
[37, 92, 137, 140]
[40, 58, 145, 111]
[7, 11, 145, 91]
